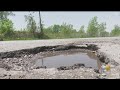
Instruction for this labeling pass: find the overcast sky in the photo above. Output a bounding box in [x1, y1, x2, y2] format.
[8, 11, 120, 32]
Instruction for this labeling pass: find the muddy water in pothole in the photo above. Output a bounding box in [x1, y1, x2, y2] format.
[35, 51, 101, 69]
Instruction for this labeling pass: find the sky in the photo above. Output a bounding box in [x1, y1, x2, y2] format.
[8, 11, 120, 32]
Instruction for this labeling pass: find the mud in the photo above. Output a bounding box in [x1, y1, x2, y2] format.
[96, 50, 119, 66]
[57, 63, 85, 70]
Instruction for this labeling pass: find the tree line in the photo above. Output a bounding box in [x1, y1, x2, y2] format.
[0, 11, 120, 41]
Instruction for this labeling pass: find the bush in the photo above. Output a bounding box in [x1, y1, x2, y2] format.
[0, 34, 4, 41]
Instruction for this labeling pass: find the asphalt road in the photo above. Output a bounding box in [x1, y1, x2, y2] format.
[0, 37, 119, 53]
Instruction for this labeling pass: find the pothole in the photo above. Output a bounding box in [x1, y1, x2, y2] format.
[34, 50, 100, 70]
[0, 43, 115, 73]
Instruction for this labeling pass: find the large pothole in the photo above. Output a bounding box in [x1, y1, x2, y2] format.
[34, 50, 99, 70]
[0, 43, 116, 73]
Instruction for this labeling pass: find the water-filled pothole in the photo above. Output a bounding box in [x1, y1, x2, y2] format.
[0, 44, 103, 71]
[35, 51, 101, 70]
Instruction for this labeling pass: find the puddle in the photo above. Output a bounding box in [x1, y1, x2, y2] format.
[35, 51, 101, 69]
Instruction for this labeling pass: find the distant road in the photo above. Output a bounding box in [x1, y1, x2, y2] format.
[0, 37, 120, 53]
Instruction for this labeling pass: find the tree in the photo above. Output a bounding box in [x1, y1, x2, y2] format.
[0, 11, 15, 39]
[78, 25, 86, 38]
[25, 13, 37, 37]
[98, 22, 106, 37]
[110, 25, 120, 36]
[39, 12, 43, 34]
[52, 25, 61, 33]
[0, 19, 14, 37]
[87, 16, 99, 37]
[103, 31, 109, 37]
[60, 23, 74, 35]
[0, 11, 14, 20]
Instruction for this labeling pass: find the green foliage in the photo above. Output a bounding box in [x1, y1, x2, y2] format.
[0, 19, 14, 38]
[1, 13, 119, 41]
[0, 12, 15, 39]
[87, 17, 109, 37]
[24, 12, 45, 39]
[87, 16, 99, 37]
[98, 22, 106, 37]
[25, 13, 37, 37]
[43, 23, 78, 39]
[104, 31, 109, 37]
[78, 25, 86, 38]
[52, 25, 61, 33]
[0, 34, 4, 41]
[110, 25, 120, 36]
[0, 11, 14, 20]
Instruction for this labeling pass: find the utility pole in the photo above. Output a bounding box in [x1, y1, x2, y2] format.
[39, 11, 43, 36]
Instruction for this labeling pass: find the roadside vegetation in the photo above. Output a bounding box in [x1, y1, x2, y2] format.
[0, 11, 119, 41]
